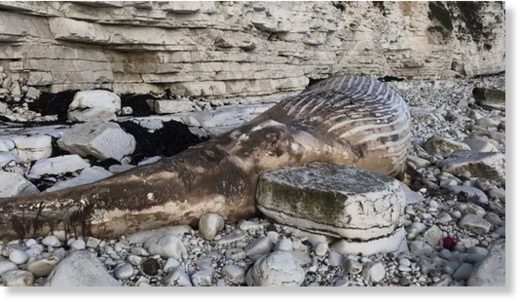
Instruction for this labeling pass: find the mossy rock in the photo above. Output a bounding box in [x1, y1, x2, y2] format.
[256, 163, 405, 241]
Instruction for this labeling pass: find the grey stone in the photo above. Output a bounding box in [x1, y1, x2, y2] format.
[198, 212, 225, 240]
[459, 215, 492, 235]
[423, 225, 443, 247]
[114, 263, 134, 280]
[42, 235, 61, 247]
[25, 256, 59, 278]
[29, 155, 90, 177]
[164, 268, 192, 286]
[8, 249, 29, 265]
[143, 234, 187, 259]
[0, 260, 17, 275]
[163, 257, 180, 273]
[46, 166, 112, 192]
[467, 240, 505, 286]
[473, 87, 505, 111]
[1, 270, 34, 286]
[46, 251, 120, 287]
[256, 163, 405, 240]
[345, 259, 363, 275]
[57, 122, 136, 161]
[453, 263, 474, 281]
[437, 151, 505, 183]
[191, 268, 213, 286]
[0, 171, 39, 198]
[68, 90, 121, 122]
[423, 136, 470, 155]
[464, 136, 499, 153]
[222, 265, 245, 284]
[245, 251, 305, 286]
[245, 236, 273, 257]
[362, 262, 386, 283]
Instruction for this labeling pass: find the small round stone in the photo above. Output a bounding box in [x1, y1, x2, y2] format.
[199, 213, 225, 240]
[42, 235, 61, 247]
[70, 239, 86, 250]
[9, 249, 29, 265]
[114, 263, 134, 280]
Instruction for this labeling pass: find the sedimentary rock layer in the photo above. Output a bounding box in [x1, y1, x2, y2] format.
[0, 1, 505, 98]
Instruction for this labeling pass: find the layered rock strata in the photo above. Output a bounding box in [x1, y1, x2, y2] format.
[0, 1, 505, 100]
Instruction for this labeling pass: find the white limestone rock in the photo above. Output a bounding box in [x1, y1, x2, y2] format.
[46, 166, 112, 192]
[25, 257, 59, 278]
[0, 138, 15, 152]
[143, 234, 187, 259]
[0, 171, 38, 198]
[467, 240, 505, 286]
[256, 163, 406, 240]
[45, 251, 120, 287]
[150, 99, 195, 114]
[362, 262, 386, 283]
[68, 90, 121, 122]
[57, 122, 135, 161]
[11, 134, 52, 162]
[437, 151, 505, 183]
[459, 214, 492, 235]
[222, 265, 245, 284]
[1, 270, 34, 286]
[0, 151, 19, 167]
[198, 213, 225, 240]
[422, 136, 470, 155]
[164, 267, 192, 286]
[8, 249, 29, 265]
[0, 260, 17, 275]
[29, 154, 90, 177]
[464, 136, 499, 153]
[332, 227, 408, 256]
[245, 251, 304, 286]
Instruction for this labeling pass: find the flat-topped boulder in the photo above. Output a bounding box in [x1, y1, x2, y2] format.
[29, 154, 90, 177]
[57, 122, 135, 161]
[256, 163, 406, 242]
[0, 171, 39, 198]
[437, 151, 505, 183]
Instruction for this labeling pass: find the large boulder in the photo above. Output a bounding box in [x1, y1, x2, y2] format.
[11, 134, 52, 163]
[256, 163, 406, 241]
[0, 171, 39, 198]
[467, 240, 505, 286]
[57, 122, 135, 161]
[67, 90, 121, 122]
[29, 154, 90, 177]
[45, 166, 112, 192]
[45, 250, 120, 287]
[437, 151, 505, 183]
[473, 87, 505, 111]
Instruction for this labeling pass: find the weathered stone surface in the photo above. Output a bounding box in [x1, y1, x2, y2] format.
[256, 163, 405, 240]
[25, 257, 60, 278]
[473, 87, 505, 111]
[46, 166, 113, 192]
[57, 122, 135, 161]
[150, 99, 195, 114]
[245, 251, 304, 286]
[143, 234, 187, 259]
[198, 213, 225, 241]
[45, 250, 120, 287]
[423, 136, 470, 155]
[437, 151, 505, 183]
[459, 214, 492, 235]
[29, 155, 90, 177]
[1, 270, 34, 286]
[464, 136, 499, 153]
[467, 240, 505, 286]
[68, 90, 121, 122]
[11, 134, 52, 163]
[0, 171, 38, 198]
[0, 2, 505, 97]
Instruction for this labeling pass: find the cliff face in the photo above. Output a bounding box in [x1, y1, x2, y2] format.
[0, 1, 505, 98]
